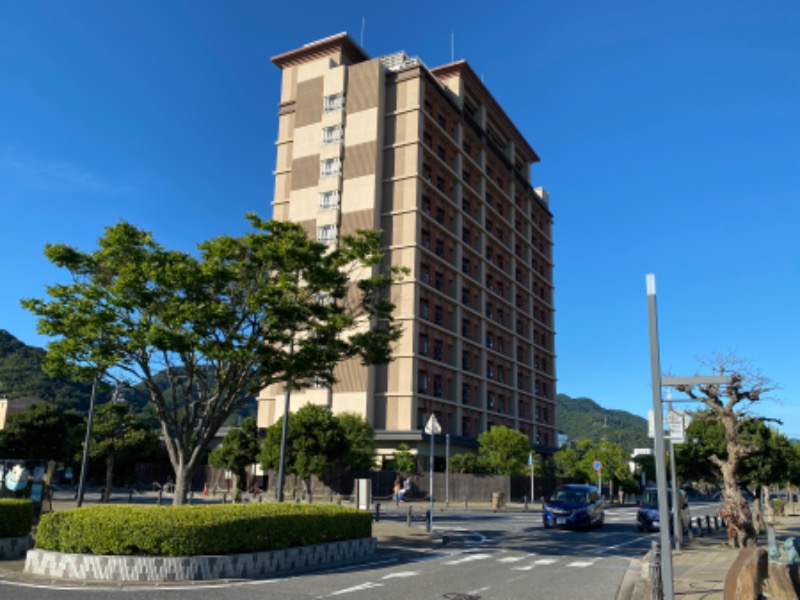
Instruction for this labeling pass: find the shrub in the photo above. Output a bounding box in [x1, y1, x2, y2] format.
[0, 499, 34, 537]
[35, 503, 371, 556]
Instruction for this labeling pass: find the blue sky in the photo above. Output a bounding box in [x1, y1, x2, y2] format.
[2, 1, 798, 437]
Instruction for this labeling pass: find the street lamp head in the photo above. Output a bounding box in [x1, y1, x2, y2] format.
[646, 273, 656, 296]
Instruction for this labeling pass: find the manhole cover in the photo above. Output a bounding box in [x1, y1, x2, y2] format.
[442, 594, 481, 600]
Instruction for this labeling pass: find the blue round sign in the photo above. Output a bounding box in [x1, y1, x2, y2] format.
[4, 465, 29, 491]
[593, 461, 603, 471]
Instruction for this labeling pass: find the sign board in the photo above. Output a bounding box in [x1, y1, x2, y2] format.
[528, 452, 533, 466]
[424, 414, 441, 435]
[648, 410, 655, 439]
[666, 410, 689, 444]
[593, 461, 603, 471]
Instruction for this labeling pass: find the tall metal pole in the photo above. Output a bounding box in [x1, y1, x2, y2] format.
[428, 414, 434, 532]
[276, 338, 294, 503]
[445, 433, 450, 507]
[667, 391, 682, 551]
[530, 451, 535, 504]
[76, 380, 97, 508]
[646, 273, 674, 600]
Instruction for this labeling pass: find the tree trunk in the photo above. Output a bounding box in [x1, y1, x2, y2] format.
[721, 461, 756, 547]
[103, 453, 115, 503]
[172, 460, 198, 505]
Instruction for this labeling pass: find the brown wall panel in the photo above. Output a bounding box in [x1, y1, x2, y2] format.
[343, 141, 377, 179]
[340, 209, 375, 237]
[294, 77, 323, 127]
[346, 61, 380, 113]
[332, 356, 368, 392]
[291, 154, 320, 191]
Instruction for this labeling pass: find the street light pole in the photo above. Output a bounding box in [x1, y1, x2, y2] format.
[646, 274, 674, 600]
[76, 379, 97, 508]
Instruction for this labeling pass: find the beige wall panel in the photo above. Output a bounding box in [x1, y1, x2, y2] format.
[395, 78, 420, 112]
[278, 112, 295, 141]
[323, 65, 346, 95]
[345, 108, 380, 146]
[280, 67, 297, 104]
[382, 178, 419, 213]
[288, 188, 320, 222]
[256, 399, 275, 429]
[319, 142, 343, 161]
[292, 123, 321, 159]
[385, 396, 415, 430]
[274, 174, 291, 201]
[384, 112, 416, 146]
[294, 77, 324, 128]
[296, 56, 338, 82]
[340, 208, 374, 237]
[346, 60, 381, 113]
[342, 141, 377, 179]
[290, 154, 320, 191]
[317, 175, 340, 194]
[331, 392, 368, 418]
[342, 175, 378, 213]
[316, 209, 338, 228]
[384, 84, 398, 114]
[297, 218, 316, 241]
[276, 144, 293, 172]
[332, 356, 368, 392]
[272, 202, 289, 222]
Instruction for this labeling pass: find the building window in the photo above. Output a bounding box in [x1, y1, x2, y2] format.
[418, 372, 429, 394]
[322, 125, 343, 145]
[433, 340, 443, 361]
[317, 224, 338, 245]
[433, 376, 443, 398]
[462, 384, 471, 404]
[487, 392, 495, 410]
[498, 338, 505, 354]
[462, 319, 471, 339]
[497, 366, 505, 384]
[419, 335, 429, 356]
[434, 305, 444, 326]
[421, 300, 430, 320]
[462, 353, 471, 371]
[320, 158, 341, 177]
[462, 290, 471, 307]
[462, 259, 471, 276]
[323, 93, 344, 113]
[434, 272, 443, 291]
[319, 190, 340, 211]
[487, 363, 494, 380]
[462, 417, 471, 437]
[486, 333, 494, 349]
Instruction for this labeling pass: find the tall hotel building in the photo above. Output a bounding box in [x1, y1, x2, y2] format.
[258, 33, 557, 462]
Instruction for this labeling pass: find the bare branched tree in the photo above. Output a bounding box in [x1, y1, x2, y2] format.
[671, 352, 781, 548]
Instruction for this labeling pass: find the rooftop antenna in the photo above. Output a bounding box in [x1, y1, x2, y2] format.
[360, 17, 365, 47]
[451, 32, 454, 62]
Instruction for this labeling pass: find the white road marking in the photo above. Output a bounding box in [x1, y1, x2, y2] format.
[382, 571, 419, 579]
[533, 558, 558, 565]
[590, 536, 648, 555]
[566, 560, 597, 568]
[326, 582, 384, 596]
[444, 553, 492, 565]
[497, 556, 526, 563]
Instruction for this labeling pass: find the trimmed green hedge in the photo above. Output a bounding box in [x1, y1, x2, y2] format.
[0, 499, 34, 537]
[35, 503, 372, 556]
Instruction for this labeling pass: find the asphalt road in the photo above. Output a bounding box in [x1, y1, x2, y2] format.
[0, 501, 721, 600]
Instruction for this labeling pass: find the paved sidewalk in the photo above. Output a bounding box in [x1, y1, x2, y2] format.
[617, 515, 800, 600]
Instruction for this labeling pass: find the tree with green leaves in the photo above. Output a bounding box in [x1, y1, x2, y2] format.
[0, 403, 84, 464]
[208, 417, 260, 501]
[391, 443, 417, 473]
[89, 401, 160, 502]
[553, 439, 593, 481]
[477, 425, 531, 476]
[671, 353, 779, 547]
[22, 216, 401, 504]
[335, 412, 376, 471]
[259, 404, 346, 499]
[449, 453, 483, 474]
[582, 439, 635, 497]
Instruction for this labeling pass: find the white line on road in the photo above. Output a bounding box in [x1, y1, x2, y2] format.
[324, 582, 384, 596]
[444, 553, 492, 565]
[381, 571, 419, 579]
[566, 560, 598, 568]
[497, 556, 526, 563]
[590, 536, 648, 555]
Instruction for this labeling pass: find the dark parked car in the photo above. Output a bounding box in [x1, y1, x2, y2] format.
[637, 488, 691, 532]
[543, 484, 604, 529]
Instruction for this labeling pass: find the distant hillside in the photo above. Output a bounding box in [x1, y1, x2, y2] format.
[556, 393, 650, 453]
[0, 329, 98, 412]
[0, 330, 255, 423]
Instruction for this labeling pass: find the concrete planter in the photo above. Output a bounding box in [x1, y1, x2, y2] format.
[24, 536, 376, 582]
[0, 535, 32, 560]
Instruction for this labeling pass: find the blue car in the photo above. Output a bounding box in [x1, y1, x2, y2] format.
[543, 484, 605, 529]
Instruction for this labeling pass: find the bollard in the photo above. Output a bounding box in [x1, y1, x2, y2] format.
[375, 502, 381, 522]
[713, 515, 719, 530]
[464, 493, 468, 510]
[407, 504, 413, 527]
[129, 488, 134, 503]
[523, 495, 529, 511]
[649, 540, 663, 600]
[696, 516, 704, 537]
[189, 491, 194, 505]
[158, 489, 163, 506]
[223, 492, 228, 504]
[426, 509, 431, 533]
[706, 514, 712, 532]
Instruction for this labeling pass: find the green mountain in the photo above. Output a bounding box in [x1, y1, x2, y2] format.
[0, 330, 255, 423]
[0, 329, 98, 412]
[556, 393, 650, 454]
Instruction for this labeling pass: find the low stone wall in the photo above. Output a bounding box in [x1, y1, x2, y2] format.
[0, 535, 32, 560]
[24, 537, 376, 582]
